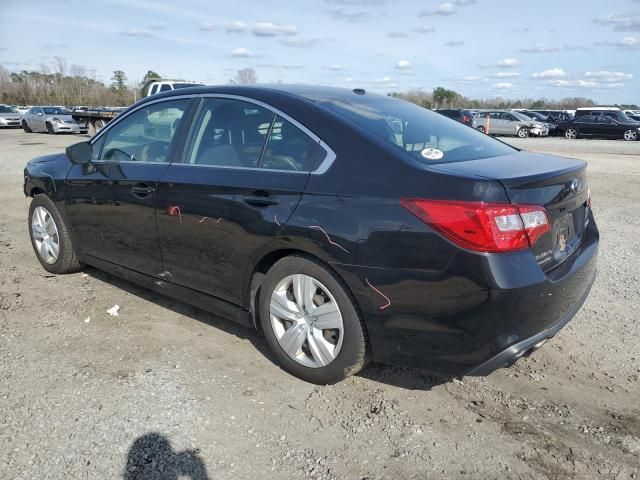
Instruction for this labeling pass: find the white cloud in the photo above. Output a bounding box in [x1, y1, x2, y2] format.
[493, 82, 514, 89]
[519, 43, 559, 53]
[199, 22, 215, 31]
[497, 58, 520, 67]
[251, 22, 297, 37]
[345, 77, 354, 82]
[584, 70, 633, 82]
[395, 59, 412, 69]
[532, 68, 567, 79]
[121, 29, 153, 37]
[388, 31, 409, 38]
[227, 21, 248, 33]
[327, 64, 343, 70]
[599, 36, 640, 49]
[419, 2, 456, 16]
[493, 72, 520, 78]
[149, 22, 166, 30]
[594, 14, 640, 32]
[549, 79, 598, 88]
[413, 26, 435, 34]
[230, 47, 253, 57]
[280, 37, 321, 48]
[455, 0, 476, 4]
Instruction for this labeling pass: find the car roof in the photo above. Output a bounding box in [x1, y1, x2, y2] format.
[139, 84, 389, 107]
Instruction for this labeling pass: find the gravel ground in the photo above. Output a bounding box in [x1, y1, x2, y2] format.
[0, 129, 639, 479]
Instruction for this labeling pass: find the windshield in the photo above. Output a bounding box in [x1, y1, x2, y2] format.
[42, 107, 70, 115]
[0, 106, 17, 113]
[315, 95, 515, 163]
[512, 111, 537, 122]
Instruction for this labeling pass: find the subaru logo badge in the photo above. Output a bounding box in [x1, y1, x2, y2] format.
[570, 179, 581, 193]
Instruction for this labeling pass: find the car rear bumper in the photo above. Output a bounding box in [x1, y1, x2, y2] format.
[334, 210, 599, 376]
[464, 267, 595, 376]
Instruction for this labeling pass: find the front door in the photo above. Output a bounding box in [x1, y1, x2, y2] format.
[65, 97, 192, 276]
[156, 97, 321, 304]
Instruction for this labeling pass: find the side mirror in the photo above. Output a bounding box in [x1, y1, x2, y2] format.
[66, 141, 93, 165]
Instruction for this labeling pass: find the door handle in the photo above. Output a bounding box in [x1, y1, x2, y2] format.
[131, 184, 155, 198]
[243, 192, 279, 207]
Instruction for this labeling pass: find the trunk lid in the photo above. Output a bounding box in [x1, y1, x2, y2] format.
[430, 152, 590, 270]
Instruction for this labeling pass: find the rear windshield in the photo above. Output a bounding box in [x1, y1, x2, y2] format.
[313, 95, 515, 163]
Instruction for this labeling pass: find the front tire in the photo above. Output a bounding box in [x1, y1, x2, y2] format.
[259, 255, 367, 384]
[46, 122, 54, 134]
[623, 129, 638, 141]
[517, 127, 529, 138]
[29, 194, 84, 274]
[22, 120, 32, 133]
[565, 128, 578, 139]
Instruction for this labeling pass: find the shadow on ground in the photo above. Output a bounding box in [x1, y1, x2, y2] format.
[85, 267, 454, 391]
[123, 432, 209, 479]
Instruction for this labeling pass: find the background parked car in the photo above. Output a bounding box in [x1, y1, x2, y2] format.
[0, 105, 22, 128]
[473, 110, 548, 137]
[558, 115, 640, 141]
[517, 110, 557, 136]
[530, 110, 573, 123]
[574, 107, 639, 124]
[434, 109, 475, 126]
[22, 106, 89, 134]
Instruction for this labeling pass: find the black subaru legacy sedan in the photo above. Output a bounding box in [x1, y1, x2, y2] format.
[24, 85, 598, 384]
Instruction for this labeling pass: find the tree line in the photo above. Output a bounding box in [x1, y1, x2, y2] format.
[389, 87, 639, 111]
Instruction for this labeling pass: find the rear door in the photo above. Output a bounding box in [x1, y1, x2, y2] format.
[65, 97, 192, 275]
[156, 96, 325, 304]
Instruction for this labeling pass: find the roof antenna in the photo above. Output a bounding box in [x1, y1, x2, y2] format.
[352, 88, 366, 95]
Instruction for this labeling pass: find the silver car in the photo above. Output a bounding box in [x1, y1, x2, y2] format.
[0, 105, 22, 128]
[473, 110, 548, 138]
[21, 106, 88, 134]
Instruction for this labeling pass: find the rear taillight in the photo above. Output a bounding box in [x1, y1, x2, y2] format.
[400, 199, 550, 253]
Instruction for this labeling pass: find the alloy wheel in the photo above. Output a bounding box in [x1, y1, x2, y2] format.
[565, 129, 577, 139]
[270, 274, 344, 368]
[517, 128, 529, 138]
[623, 129, 637, 141]
[31, 206, 60, 264]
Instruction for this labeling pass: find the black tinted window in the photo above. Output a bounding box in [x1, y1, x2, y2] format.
[100, 99, 188, 163]
[159, 84, 172, 92]
[185, 98, 274, 167]
[313, 96, 514, 163]
[260, 116, 316, 171]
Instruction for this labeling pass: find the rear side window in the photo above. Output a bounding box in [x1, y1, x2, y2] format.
[184, 98, 317, 172]
[159, 84, 172, 92]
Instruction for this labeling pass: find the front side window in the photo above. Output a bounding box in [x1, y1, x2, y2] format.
[42, 107, 70, 115]
[100, 99, 188, 163]
[184, 98, 317, 171]
[311, 96, 515, 164]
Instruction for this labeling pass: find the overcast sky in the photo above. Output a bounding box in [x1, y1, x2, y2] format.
[1, 0, 639, 103]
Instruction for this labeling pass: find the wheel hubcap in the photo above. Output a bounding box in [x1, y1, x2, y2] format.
[624, 130, 636, 141]
[270, 274, 344, 368]
[566, 129, 576, 139]
[31, 206, 60, 264]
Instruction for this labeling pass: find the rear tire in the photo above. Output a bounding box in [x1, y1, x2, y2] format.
[28, 194, 84, 274]
[259, 255, 367, 384]
[565, 128, 578, 139]
[22, 120, 32, 133]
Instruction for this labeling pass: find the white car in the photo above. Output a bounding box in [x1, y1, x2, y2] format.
[21, 106, 88, 134]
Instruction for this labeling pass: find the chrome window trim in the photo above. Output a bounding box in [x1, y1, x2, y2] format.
[167, 163, 309, 175]
[89, 92, 337, 174]
[194, 93, 336, 175]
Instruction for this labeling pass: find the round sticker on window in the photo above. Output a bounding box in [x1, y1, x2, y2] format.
[420, 148, 444, 161]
